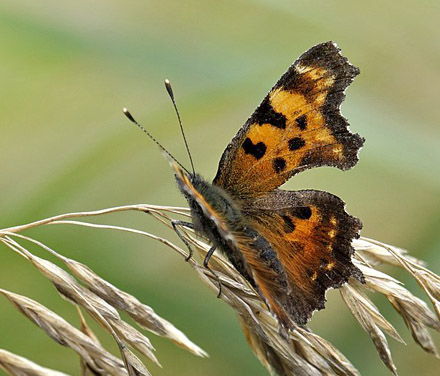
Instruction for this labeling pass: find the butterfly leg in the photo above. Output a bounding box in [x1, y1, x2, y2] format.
[204, 246, 222, 298]
[171, 220, 194, 261]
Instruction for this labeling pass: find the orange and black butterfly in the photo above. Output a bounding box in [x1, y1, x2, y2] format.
[126, 41, 364, 328]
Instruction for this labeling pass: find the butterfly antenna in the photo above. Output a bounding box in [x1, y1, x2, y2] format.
[123, 108, 191, 175]
[164, 79, 196, 176]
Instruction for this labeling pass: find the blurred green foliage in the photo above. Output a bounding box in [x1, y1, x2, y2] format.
[1, 1, 439, 375]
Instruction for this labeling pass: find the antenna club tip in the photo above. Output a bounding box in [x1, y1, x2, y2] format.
[122, 107, 136, 123]
[164, 79, 174, 99]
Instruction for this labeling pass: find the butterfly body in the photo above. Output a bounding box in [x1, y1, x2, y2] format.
[174, 41, 365, 327]
[177, 173, 268, 287]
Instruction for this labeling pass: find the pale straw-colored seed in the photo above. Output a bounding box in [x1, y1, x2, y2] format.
[62, 257, 208, 357]
[0, 289, 128, 375]
[1, 236, 158, 366]
[353, 238, 425, 268]
[340, 283, 398, 375]
[0, 349, 70, 376]
[4, 226, 206, 358]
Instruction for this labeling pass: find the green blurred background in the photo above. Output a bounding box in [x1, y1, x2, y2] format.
[1, 1, 439, 375]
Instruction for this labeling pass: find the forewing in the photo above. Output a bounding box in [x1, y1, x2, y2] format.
[242, 189, 363, 325]
[213, 41, 363, 197]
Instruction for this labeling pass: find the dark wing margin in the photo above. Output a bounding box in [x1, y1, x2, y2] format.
[241, 189, 364, 325]
[213, 41, 364, 198]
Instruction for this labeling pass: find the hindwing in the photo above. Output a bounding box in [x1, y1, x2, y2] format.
[241, 189, 363, 324]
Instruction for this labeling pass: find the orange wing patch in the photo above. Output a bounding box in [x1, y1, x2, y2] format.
[242, 189, 363, 325]
[213, 42, 363, 198]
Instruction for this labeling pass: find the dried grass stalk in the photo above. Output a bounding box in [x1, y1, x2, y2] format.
[2, 204, 440, 375]
[340, 283, 397, 375]
[0, 205, 207, 375]
[1, 236, 157, 370]
[62, 257, 207, 357]
[0, 289, 128, 375]
[0, 349, 70, 376]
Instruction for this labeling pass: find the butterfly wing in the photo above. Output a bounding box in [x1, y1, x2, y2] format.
[240, 189, 363, 325]
[213, 41, 363, 197]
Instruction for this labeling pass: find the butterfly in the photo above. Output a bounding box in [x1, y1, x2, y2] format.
[126, 41, 364, 328]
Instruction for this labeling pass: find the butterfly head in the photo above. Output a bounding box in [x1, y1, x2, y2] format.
[171, 160, 220, 209]
[170, 159, 242, 232]
[170, 158, 200, 198]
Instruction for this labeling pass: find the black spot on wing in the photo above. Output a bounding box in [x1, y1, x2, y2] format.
[291, 206, 312, 220]
[288, 137, 306, 151]
[250, 96, 287, 129]
[295, 114, 307, 130]
[281, 215, 295, 233]
[242, 138, 266, 160]
[273, 157, 286, 173]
